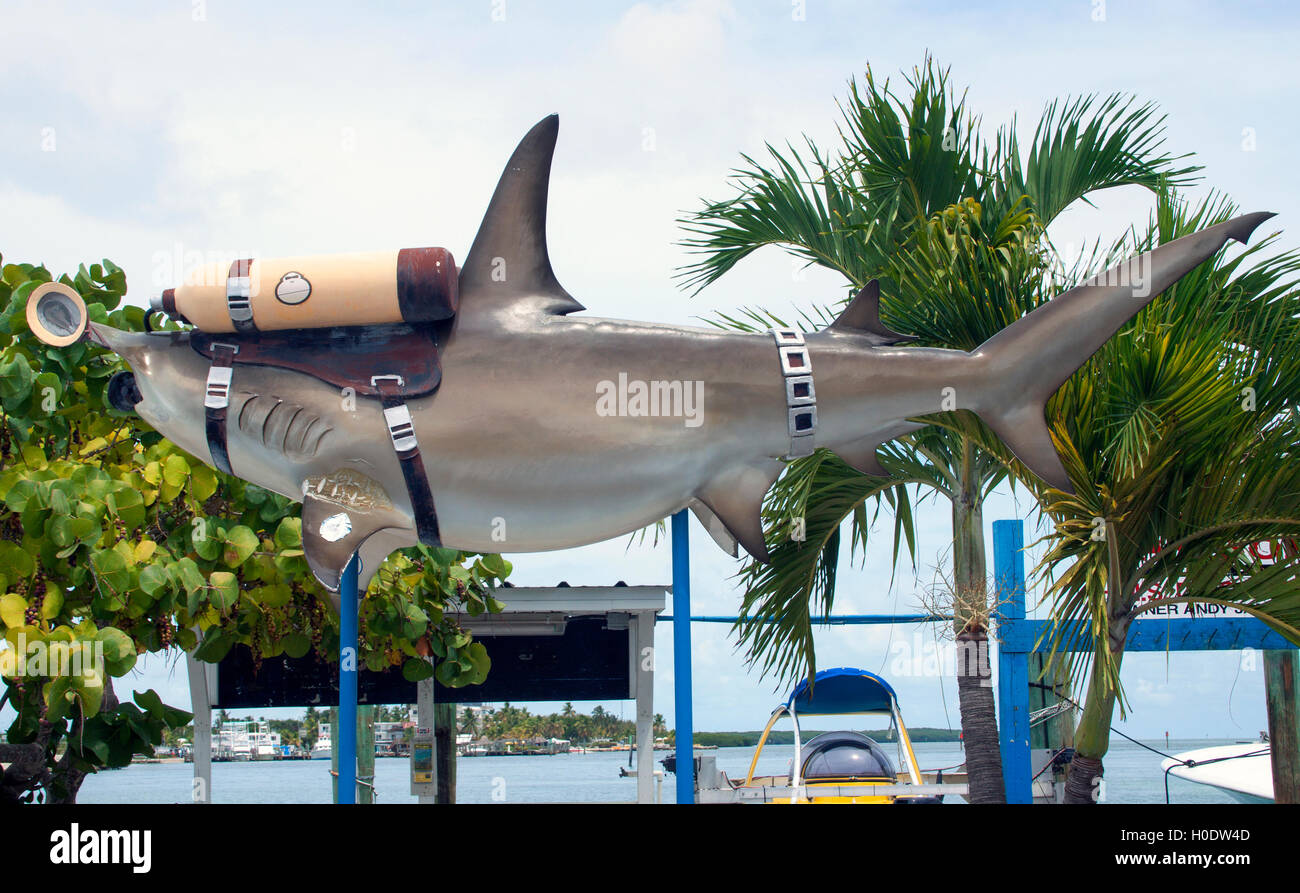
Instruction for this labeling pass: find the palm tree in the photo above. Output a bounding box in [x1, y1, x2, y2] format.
[948, 193, 1300, 802]
[677, 57, 1198, 802]
[459, 707, 477, 736]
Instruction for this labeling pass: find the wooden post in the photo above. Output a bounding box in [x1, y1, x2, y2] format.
[415, 676, 436, 803]
[185, 651, 212, 804]
[434, 701, 457, 804]
[634, 611, 655, 804]
[357, 704, 375, 805]
[1264, 649, 1299, 803]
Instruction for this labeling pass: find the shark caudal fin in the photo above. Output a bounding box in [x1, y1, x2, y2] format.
[972, 211, 1275, 493]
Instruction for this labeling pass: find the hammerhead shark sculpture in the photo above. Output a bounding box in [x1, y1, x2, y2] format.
[73, 116, 1272, 597]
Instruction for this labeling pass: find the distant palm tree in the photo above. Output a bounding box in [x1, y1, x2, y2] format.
[678, 57, 1197, 803]
[459, 707, 477, 735]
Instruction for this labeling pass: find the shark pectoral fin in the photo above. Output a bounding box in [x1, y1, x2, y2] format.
[983, 407, 1074, 493]
[690, 500, 738, 557]
[696, 460, 784, 563]
[300, 473, 418, 594]
[833, 437, 890, 477]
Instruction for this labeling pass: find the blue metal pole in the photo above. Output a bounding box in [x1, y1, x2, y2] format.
[992, 519, 1031, 804]
[670, 510, 694, 804]
[337, 554, 359, 805]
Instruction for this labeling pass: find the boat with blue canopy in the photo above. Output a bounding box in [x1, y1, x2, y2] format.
[703, 667, 967, 804]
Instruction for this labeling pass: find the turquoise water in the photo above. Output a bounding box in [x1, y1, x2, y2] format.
[76, 738, 1249, 804]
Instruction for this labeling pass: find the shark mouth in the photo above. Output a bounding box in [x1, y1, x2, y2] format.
[235, 392, 333, 462]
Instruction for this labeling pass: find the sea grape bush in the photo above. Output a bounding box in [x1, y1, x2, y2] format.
[0, 256, 509, 802]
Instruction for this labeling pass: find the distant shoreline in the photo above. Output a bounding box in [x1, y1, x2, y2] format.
[692, 728, 963, 747]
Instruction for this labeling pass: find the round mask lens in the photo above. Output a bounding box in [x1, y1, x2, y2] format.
[37, 292, 81, 337]
[27, 283, 89, 346]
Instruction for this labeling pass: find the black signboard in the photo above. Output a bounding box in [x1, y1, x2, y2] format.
[214, 616, 631, 708]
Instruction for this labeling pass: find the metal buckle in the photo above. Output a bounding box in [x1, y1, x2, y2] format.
[778, 345, 812, 376]
[382, 403, 418, 453]
[370, 374, 406, 389]
[210, 341, 240, 356]
[788, 406, 817, 439]
[785, 374, 815, 406]
[226, 276, 252, 321]
[204, 366, 233, 410]
[771, 328, 804, 347]
[788, 433, 817, 459]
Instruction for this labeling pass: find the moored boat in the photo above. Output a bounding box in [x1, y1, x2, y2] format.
[1160, 742, 1273, 803]
[698, 667, 968, 804]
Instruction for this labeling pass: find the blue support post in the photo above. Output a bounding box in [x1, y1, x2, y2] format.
[992, 519, 1032, 804]
[671, 510, 694, 804]
[337, 555, 359, 805]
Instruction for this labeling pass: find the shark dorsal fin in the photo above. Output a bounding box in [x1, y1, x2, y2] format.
[458, 115, 585, 318]
[827, 280, 916, 344]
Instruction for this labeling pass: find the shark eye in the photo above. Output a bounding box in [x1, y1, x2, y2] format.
[107, 372, 142, 413]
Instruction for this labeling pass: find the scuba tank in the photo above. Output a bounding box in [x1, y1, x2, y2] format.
[151, 246, 458, 333]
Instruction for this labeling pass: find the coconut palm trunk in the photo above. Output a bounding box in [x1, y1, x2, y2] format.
[951, 440, 1005, 802]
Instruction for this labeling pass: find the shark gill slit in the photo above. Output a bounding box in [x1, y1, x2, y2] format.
[234, 393, 330, 461]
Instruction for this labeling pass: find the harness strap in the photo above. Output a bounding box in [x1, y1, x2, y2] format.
[226, 258, 257, 334]
[204, 342, 238, 475]
[372, 375, 442, 547]
[770, 328, 818, 458]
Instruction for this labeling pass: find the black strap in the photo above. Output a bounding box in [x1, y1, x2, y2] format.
[226, 258, 257, 335]
[204, 343, 237, 475]
[373, 376, 441, 546]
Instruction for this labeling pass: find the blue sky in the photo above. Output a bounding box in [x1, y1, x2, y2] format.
[2, 0, 1296, 739]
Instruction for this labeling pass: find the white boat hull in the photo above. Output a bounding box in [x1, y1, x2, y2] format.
[1161, 743, 1273, 803]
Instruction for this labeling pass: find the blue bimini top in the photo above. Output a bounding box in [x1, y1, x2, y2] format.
[786, 667, 899, 715]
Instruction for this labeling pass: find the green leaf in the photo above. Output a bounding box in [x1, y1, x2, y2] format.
[221, 525, 260, 567]
[0, 353, 34, 406]
[90, 548, 131, 596]
[189, 463, 218, 501]
[403, 657, 435, 682]
[133, 688, 165, 719]
[97, 626, 137, 676]
[282, 633, 311, 659]
[162, 454, 190, 489]
[172, 557, 206, 594]
[192, 525, 221, 561]
[274, 517, 302, 550]
[207, 571, 239, 612]
[138, 563, 171, 597]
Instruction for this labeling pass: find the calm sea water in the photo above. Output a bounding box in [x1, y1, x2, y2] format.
[76, 738, 1250, 804]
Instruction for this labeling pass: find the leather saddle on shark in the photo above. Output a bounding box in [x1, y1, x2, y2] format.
[62, 114, 1275, 604]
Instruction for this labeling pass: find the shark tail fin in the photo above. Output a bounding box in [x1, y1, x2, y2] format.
[971, 211, 1275, 493]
